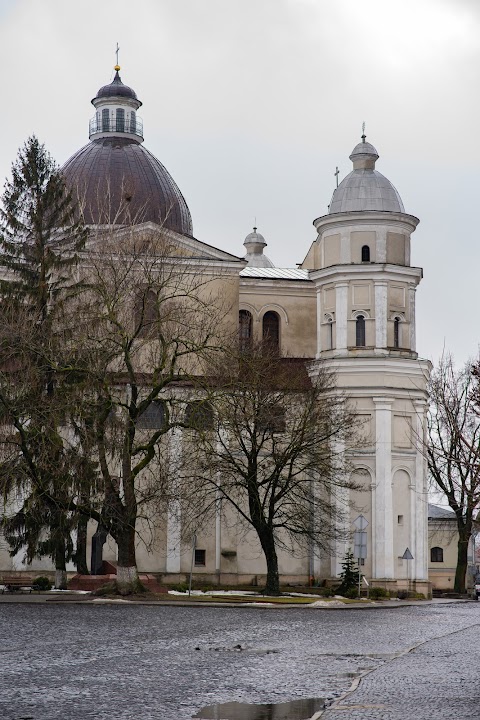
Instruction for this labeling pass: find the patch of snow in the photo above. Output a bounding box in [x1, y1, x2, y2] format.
[309, 600, 345, 608]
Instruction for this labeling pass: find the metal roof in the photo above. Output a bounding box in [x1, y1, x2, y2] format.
[428, 504, 456, 519]
[240, 267, 310, 281]
[62, 137, 193, 235]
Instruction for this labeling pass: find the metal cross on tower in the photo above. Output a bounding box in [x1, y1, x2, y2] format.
[361, 121, 366, 142]
[334, 166, 339, 188]
[115, 43, 120, 67]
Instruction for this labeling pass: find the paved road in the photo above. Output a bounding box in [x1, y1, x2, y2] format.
[0, 600, 479, 719]
[323, 613, 480, 719]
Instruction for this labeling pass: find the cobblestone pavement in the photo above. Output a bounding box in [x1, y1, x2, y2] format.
[322, 617, 480, 719]
[1, 600, 479, 719]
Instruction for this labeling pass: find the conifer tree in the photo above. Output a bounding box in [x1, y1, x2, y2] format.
[0, 136, 87, 587]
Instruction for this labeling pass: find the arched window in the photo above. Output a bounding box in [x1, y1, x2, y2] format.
[361, 245, 370, 262]
[263, 311, 280, 354]
[102, 108, 110, 132]
[116, 108, 125, 132]
[430, 546, 444, 563]
[356, 315, 366, 347]
[394, 317, 401, 348]
[184, 401, 214, 431]
[239, 310, 252, 352]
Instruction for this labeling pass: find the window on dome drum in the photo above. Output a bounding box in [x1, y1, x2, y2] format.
[184, 401, 214, 431]
[355, 315, 366, 347]
[239, 309, 252, 352]
[262, 311, 280, 354]
[361, 245, 370, 262]
[431, 546, 444, 563]
[194, 549, 206, 566]
[394, 317, 401, 348]
[116, 108, 125, 133]
[102, 108, 110, 132]
[137, 400, 166, 430]
[130, 111, 136, 134]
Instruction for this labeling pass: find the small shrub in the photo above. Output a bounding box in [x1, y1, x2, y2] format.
[32, 576, 52, 591]
[397, 590, 408, 600]
[169, 582, 190, 593]
[369, 587, 389, 600]
[93, 582, 117, 597]
[344, 587, 359, 599]
[414, 592, 425, 600]
[316, 587, 334, 598]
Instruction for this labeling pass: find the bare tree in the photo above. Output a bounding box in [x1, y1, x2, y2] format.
[184, 344, 361, 595]
[427, 353, 480, 593]
[72, 227, 231, 592]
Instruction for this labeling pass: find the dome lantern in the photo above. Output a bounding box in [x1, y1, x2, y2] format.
[89, 66, 144, 143]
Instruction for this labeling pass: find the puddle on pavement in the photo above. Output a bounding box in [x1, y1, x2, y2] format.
[193, 697, 324, 719]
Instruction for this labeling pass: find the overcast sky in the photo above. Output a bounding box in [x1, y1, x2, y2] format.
[0, 0, 478, 365]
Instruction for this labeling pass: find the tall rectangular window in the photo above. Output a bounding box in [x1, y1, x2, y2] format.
[102, 109, 110, 132]
[116, 108, 125, 132]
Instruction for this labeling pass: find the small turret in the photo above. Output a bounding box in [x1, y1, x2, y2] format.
[243, 227, 274, 268]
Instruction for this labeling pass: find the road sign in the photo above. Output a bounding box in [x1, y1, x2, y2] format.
[353, 514, 369, 531]
[402, 547, 414, 560]
[354, 530, 367, 559]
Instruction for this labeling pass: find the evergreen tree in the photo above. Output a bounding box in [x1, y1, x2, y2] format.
[337, 549, 360, 595]
[0, 136, 88, 587]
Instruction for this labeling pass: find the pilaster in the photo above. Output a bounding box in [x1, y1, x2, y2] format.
[409, 287, 416, 351]
[373, 397, 394, 579]
[335, 282, 349, 350]
[374, 281, 388, 349]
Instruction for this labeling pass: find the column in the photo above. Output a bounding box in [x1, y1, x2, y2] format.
[335, 282, 349, 350]
[373, 397, 394, 579]
[165, 428, 181, 573]
[330, 437, 349, 578]
[374, 280, 388, 349]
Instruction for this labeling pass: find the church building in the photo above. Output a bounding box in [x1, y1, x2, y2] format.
[0, 66, 431, 594]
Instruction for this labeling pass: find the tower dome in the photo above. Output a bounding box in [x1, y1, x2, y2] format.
[61, 66, 193, 236]
[243, 227, 274, 268]
[94, 69, 139, 102]
[328, 136, 404, 214]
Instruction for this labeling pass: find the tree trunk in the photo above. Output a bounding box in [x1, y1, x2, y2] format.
[454, 532, 470, 594]
[258, 527, 280, 595]
[75, 515, 89, 575]
[54, 538, 67, 590]
[116, 525, 139, 595]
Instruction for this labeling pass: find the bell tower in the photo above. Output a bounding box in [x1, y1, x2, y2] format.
[307, 135, 431, 594]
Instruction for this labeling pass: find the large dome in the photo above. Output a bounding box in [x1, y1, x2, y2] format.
[329, 139, 404, 214]
[62, 137, 193, 235]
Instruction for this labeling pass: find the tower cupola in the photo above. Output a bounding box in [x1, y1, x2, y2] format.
[89, 65, 144, 143]
[243, 227, 274, 268]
